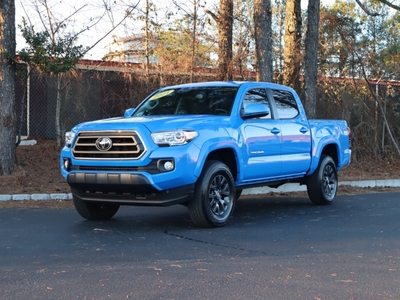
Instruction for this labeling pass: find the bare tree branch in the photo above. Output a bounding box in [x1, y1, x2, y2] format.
[204, 8, 219, 22]
[21, 0, 141, 57]
[70, 9, 109, 40]
[54, 4, 88, 34]
[354, 0, 380, 16]
[172, 0, 192, 16]
[84, 4, 139, 55]
[357, 53, 400, 154]
[19, 0, 33, 27]
[376, 0, 400, 11]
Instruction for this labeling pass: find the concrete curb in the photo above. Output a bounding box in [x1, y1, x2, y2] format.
[0, 193, 73, 201]
[242, 179, 400, 195]
[340, 179, 400, 188]
[1, 179, 400, 201]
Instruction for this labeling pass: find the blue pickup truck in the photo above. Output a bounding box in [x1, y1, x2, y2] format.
[60, 81, 351, 227]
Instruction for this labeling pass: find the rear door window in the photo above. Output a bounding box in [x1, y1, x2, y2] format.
[271, 89, 299, 119]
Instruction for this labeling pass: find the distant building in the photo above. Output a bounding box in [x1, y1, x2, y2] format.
[103, 34, 158, 63]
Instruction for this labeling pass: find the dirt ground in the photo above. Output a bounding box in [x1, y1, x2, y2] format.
[1, 139, 400, 209]
[0, 139, 70, 195]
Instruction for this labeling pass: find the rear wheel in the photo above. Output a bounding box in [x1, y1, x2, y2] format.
[306, 155, 338, 205]
[188, 161, 236, 227]
[73, 194, 120, 220]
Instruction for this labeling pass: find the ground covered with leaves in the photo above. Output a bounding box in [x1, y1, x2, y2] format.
[0, 139, 70, 195]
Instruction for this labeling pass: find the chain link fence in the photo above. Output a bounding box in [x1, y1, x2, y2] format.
[15, 61, 222, 140]
[14, 60, 400, 160]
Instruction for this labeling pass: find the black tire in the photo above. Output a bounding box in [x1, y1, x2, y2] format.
[188, 160, 236, 227]
[73, 194, 120, 220]
[306, 155, 338, 205]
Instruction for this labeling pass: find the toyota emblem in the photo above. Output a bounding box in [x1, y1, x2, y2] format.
[95, 137, 113, 151]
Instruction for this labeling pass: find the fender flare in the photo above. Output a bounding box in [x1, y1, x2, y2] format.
[193, 137, 242, 181]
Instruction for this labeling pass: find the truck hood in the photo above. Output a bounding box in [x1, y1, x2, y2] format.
[72, 115, 231, 133]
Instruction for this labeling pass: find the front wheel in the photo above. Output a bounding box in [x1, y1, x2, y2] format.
[73, 195, 120, 220]
[188, 161, 236, 227]
[306, 155, 338, 205]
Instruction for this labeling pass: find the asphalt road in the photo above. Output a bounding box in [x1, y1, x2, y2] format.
[1, 193, 399, 300]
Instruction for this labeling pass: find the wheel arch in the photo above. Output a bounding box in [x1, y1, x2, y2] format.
[194, 146, 240, 182]
[308, 142, 339, 175]
[321, 144, 338, 166]
[206, 148, 239, 180]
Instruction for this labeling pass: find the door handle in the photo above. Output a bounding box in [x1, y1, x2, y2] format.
[300, 127, 308, 133]
[271, 127, 280, 134]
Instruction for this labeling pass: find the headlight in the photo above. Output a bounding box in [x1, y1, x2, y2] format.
[65, 131, 75, 146]
[151, 130, 198, 146]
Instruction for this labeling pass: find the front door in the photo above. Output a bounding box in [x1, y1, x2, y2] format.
[240, 88, 282, 182]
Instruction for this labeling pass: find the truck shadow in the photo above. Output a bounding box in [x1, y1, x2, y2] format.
[232, 195, 317, 224]
[71, 194, 319, 232]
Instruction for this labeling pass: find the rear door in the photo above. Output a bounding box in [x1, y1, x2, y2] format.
[240, 88, 282, 182]
[269, 88, 312, 176]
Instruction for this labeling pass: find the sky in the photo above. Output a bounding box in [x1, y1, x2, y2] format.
[15, 0, 145, 59]
[15, 0, 336, 61]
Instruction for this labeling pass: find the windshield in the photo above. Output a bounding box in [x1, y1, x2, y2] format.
[133, 86, 238, 117]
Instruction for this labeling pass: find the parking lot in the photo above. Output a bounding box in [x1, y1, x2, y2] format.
[1, 192, 399, 299]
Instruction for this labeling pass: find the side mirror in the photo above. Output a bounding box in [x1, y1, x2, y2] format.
[124, 108, 135, 118]
[242, 103, 270, 120]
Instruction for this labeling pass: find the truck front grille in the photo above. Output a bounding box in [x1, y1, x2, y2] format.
[72, 131, 146, 159]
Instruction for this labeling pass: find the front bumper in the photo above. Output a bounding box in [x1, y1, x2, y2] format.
[61, 129, 201, 205]
[68, 172, 194, 206]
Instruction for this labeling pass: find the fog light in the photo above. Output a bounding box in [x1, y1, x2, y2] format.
[157, 159, 175, 172]
[164, 161, 174, 171]
[63, 158, 71, 171]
